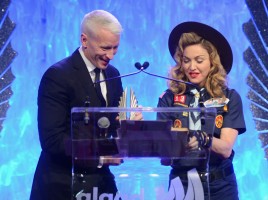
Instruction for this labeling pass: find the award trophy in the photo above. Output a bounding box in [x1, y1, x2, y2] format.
[118, 87, 139, 120]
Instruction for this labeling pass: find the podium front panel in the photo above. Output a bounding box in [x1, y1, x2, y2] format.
[70, 107, 216, 199]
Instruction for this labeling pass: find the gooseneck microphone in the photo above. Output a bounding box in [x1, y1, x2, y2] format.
[95, 61, 196, 88]
[84, 96, 90, 125]
[94, 66, 143, 84]
[134, 61, 149, 70]
[133, 62, 206, 124]
[134, 61, 196, 87]
[91, 62, 207, 127]
[94, 62, 150, 85]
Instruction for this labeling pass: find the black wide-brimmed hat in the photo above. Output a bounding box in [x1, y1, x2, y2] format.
[168, 21, 233, 74]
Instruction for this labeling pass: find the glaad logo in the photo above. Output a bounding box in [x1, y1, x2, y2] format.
[76, 187, 118, 200]
[75, 187, 144, 200]
[75, 169, 204, 200]
[165, 168, 204, 200]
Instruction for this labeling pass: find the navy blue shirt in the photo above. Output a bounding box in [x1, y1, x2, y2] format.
[157, 87, 246, 171]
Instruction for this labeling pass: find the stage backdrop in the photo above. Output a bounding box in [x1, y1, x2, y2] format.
[0, 0, 267, 199]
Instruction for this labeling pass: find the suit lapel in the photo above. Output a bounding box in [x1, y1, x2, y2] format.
[71, 49, 101, 106]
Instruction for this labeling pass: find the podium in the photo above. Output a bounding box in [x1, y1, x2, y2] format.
[70, 107, 216, 200]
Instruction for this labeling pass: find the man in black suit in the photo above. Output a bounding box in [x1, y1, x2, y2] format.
[30, 10, 125, 200]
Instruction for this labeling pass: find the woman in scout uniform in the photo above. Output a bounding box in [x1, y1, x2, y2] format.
[157, 22, 246, 200]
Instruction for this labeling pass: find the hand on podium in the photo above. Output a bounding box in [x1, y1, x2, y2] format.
[188, 130, 212, 149]
[130, 105, 143, 120]
[97, 156, 124, 168]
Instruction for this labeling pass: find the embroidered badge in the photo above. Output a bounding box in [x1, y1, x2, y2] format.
[194, 92, 200, 98]
[182, 112, 188, 117]
[215, 115, 223, 128]
[204, 98, 229, 108]
[174, 94, 186, 104]
[174, 119, 182, 128]
[223, 104, 228, 112]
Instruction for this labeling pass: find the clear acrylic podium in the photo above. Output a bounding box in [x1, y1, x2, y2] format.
[71, 107, 216, 200]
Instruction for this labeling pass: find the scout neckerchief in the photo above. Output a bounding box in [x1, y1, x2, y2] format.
[189, 88, 205, 130]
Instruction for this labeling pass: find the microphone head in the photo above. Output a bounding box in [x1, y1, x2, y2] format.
[135, 62, 142, 70]
[142, 62, 149, 70]
[97, 117, 110, 129]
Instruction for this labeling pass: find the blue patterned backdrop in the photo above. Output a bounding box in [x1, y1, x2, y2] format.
[1, 0, 268, 199]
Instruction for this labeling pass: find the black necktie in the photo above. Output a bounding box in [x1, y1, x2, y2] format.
[94, 68, 106, 106]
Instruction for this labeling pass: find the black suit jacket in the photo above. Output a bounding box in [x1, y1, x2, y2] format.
[30, 49, 123, 199]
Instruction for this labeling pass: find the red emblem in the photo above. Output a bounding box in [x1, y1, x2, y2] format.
[174, 95, 186, 104]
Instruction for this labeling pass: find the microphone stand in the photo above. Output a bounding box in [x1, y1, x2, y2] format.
[95, 61, 197, 88]
[141, 69, 195, 87]
[136, 62, 205, 124]
[93, 61, 207, 124]
[95, 69, 143, 84]
[84, 96, 90, 125]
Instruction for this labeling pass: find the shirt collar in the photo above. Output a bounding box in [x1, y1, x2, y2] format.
[78, 46, 95, 73]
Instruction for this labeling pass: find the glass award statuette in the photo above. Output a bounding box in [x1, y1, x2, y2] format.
[118, 87, 138, 120]
[118, 87, 127, 120]
[129, 88, 138, 119]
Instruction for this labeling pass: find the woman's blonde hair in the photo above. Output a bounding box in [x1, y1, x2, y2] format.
[169, 32, 227, 98]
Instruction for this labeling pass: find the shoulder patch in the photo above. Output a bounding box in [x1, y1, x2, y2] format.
[215, 115, 223, 128]
[174, 94, 186, 104]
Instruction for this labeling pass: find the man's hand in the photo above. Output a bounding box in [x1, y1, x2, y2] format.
[98, 156, 123, 168]
[131, 111, 143, 120]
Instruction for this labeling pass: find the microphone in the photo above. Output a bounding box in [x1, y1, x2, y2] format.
[84, 96, 90, 125]
[135, 62, 149, 70]
[94, 67, 143, 84]
[95, 61, 197, 89]
[134, 62, 142, 70]
[84, 112, 90, 125]
[198, 88, 206, 125]
[97, 116, 110, 138]
[95, 61, 150, 84]
[142, 61, 149, 70]
[138, 61, 197, 87]
[137, 62, 206, 124]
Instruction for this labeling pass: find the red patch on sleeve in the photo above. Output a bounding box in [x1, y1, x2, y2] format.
[174, 94, 186, 104]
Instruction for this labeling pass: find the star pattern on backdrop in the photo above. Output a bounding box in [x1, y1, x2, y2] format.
[0, 0, 17, 132]
[243, 0, 268, 159]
